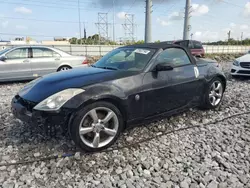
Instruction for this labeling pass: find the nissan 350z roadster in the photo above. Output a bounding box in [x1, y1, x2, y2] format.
[11, 42, 226, 151]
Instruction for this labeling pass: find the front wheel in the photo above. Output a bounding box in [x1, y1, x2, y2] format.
[201, 77, 225, 109]
[70, 101, 124, 152]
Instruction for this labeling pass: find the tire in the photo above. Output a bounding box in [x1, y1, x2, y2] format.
[70, 101, 124, 152]
[201, 77, 225, 109]
[57, 65, 71, 72]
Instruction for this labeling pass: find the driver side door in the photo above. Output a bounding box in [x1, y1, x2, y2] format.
[142, 47, 203, 117]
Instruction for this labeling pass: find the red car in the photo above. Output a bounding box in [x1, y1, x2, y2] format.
[166, 40, 205, 58]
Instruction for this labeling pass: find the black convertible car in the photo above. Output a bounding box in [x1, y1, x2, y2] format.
[11, 42, 226, 151]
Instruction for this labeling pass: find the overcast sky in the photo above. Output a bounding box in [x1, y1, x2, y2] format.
[0, 0, 250, 42]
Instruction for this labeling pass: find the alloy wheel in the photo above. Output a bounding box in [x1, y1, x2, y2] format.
[209, 80, 223, 106]
[79, 107, 119, 148]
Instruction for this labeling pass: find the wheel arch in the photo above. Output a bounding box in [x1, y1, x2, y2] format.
[57, 64, 72, 71]
[216, 74, 227, 92]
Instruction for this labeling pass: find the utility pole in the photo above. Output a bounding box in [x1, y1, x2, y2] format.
[190, 33, 193, 40]
[145, 0, 152, 43]
[78, 0, 82, 44]
[227, 30, 231, 41]
[183, 0, 191, 40]
[241, 32, 243, 41]
[113, 0, 115, 42]
[83, 22, 86, 40]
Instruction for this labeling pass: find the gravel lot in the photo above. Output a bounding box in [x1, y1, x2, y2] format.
[0, 61, 250, 188]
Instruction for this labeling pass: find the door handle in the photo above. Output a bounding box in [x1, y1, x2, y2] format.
[55, 58, 60, 61]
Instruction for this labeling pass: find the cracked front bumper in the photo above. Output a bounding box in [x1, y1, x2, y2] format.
[11, 95, 73, 130]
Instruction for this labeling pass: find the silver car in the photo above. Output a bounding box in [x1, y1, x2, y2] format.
[0, 46, 88, 82]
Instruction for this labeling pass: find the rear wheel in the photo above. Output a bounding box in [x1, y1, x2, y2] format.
[201, 77, 224, 109]
[58, 65, 71, 72]
[70, 101, 124, 152]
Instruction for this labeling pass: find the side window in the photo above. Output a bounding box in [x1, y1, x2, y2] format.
[193, 41, 203, 49]
[188, 41, 194, 49]
[175, 41, 188, 47]
[156, 48, 192, 67]
[32, 48, 60, 58]
[6, 48, 28, 59]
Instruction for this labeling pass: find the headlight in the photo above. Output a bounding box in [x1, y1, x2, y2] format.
[33, 88, 85, 111]
[233, 60, 240, 66]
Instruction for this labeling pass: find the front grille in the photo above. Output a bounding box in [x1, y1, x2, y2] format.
[238, 70, 250, 74]
[15, 95, 37, 112]
[240, 62, 250, 69]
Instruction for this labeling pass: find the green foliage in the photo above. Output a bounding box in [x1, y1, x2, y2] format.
[69, 36, 166, 46]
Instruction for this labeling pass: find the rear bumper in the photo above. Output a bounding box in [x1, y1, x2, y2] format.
[11, 96, 73, 130]
[231, 65, 250, 76]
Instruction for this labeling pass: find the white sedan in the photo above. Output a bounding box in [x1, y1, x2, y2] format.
[0, 46, 89, 82]
[231, 53, 250, 77]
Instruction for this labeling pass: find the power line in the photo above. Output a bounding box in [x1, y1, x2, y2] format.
[0, 0, 105, 11]
[11, 0, 92, 7]
[126, 0, 137, 13]
[219, 0, 245, 9]
[0, 16, 143, 25]
[0, 32, 70, 38]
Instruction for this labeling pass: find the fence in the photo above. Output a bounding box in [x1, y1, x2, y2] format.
[1, 44, 250, 56]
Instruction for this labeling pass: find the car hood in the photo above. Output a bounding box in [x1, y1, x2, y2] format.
[236, 54, 250, 62]
[19, 67, 138, 102]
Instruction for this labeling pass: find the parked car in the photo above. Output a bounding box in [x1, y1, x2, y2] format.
[11, 42, 226, 152]
[231, 53, 250, 77]
[0, 46, 88, 82]
[166, 40, 205, 58]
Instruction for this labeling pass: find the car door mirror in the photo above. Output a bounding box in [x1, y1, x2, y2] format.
[154, 63, 174, 72]
[0, 56, 7, 61]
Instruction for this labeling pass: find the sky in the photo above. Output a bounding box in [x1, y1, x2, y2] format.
[0, 0, 250, 42]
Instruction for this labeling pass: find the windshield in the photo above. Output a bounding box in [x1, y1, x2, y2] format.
[0, 48, 10, 56]
[93, 47, 156, 71]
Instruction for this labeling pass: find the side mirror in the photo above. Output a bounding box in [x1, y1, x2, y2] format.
[0, 56, 7, 61]
[154, 63, 174, 72]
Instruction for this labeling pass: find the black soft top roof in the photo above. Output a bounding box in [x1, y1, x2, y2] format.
[122, 42, 183, 50]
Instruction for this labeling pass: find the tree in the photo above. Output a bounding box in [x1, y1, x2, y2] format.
[69, 37, 77, 44]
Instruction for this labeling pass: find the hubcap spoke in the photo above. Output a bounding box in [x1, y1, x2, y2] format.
[215, 93, 221, 98]
[93, 133, 100, 148]
[211, 96, 216, 105]
[102, 111, 115, 124]
[209, 93, 214, 98]
[80, 127, 93, 135]
[215, 83, 221, 91]
[212, 83, 216, 90]
[104, 128, 117, 136]
[89, 109, 98, 123]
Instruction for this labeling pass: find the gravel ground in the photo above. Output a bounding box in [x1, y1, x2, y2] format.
[0, 61, 250, 188]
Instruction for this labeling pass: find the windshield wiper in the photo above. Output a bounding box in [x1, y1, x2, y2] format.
[93, 66, 118, 70]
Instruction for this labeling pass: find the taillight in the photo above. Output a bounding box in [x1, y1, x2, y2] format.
[82, 59, 88, 65]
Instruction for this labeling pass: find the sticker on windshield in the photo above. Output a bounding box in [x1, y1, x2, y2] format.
[134, 49, 150, 55]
